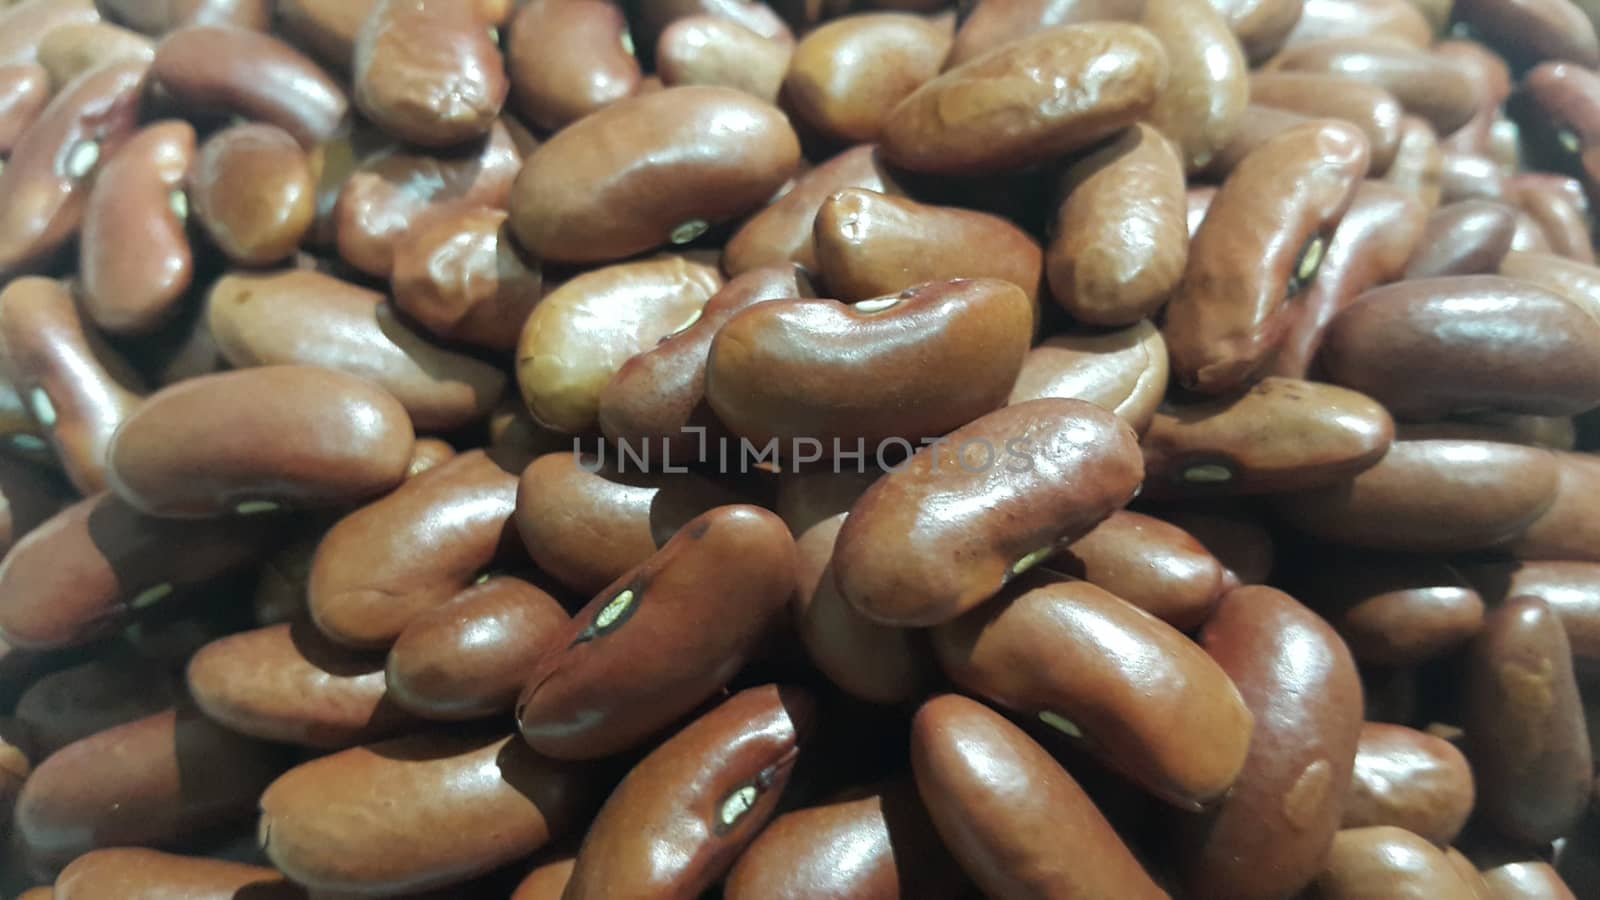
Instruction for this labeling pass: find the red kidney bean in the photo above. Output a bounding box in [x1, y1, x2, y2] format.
[783, 12, 951, 145]
[1294, 552, 1484, 665]
[1270, 37, 1483, 136]
[0, 0, 98, 67]
[1251, 71, 1405, 173]
[1460, 560, 1600, 661]
[1142, 0, 1250, 173]
[1285, 0, 1434, 47]
[391, 205, 542, 351]
[53, 848, 303, 899]
[948, 0, 1150, 67]
[187, 123, 314, 267]
[1514, 175, 1595, 263]
[0, 63, 49, 153]
[1011, 324, 1167, 440]
[352, 0, 508, 148]
[37, 22, 154, 91]
[632, 0, 794, 61]
[1316, 826, 1482, 899]
[1199, 102, 1313, 181]
[0, 455, 68, 557]
[1403, 199, 1518, 279]
[723, 143, 902, 274]
[1503, 451, 1600, 562]
[1344, 723, 1475, 845]
[100, 0, 272, 34]
[511, 857, 575, 900]
[506, 0, 640, 131]
[1483, 861, 1580, 900]
[1456, 0, 1600, 68]
[1385, 114, 1445, 209]
[657, 14, 792, 103]
[13, 652, 184, 756]
[1050, 509, 1226, 630]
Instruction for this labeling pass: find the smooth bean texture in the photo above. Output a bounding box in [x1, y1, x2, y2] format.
[1343, 723, 1475, 845]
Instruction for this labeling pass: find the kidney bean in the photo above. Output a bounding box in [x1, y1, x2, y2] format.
[1439, 151, 1508, 206]
[1166, 120, 1369, 394]
[561, 685, 812, 899]
[509, 86, 799, 264]
[1466, 596, 1592, 845]
[1343, 723, 1475, 845]
[1483, 861, 1580, 900]
[1252, 73, 1404, 174]
[1200, 103, 1316, 182]
[249, 528, 321, 626]
[1285, 0, 1433, 46]
[657, 15, 792, 103]
[815, 190, 1043, 304]
[1047, 510, 1226, 630]
[911, 693, 1167, 899]
[53, 847, 303, 899]
[14, 707, 287, 874]
[187, 123, 314, 267]
[1141, 0, 1248, 172]
[1457, 0, 1600, 68]
[1403, 200, 1517, 280]
[1437, 40, 1513, 157]
[833, 398, 1143, 627]
[1510, 208, 1556, 253]
[1502, 452, 1600, 562]
[0, 62, 47, 153]
[1385, 115, 1445, 209]
[783, 13, 950, 145]
[517, 505, 795, 758]
[0, 0, 98, 67]
[352, 0, 507, 148]
[1517, 61, 1600, 168]
[13, 653, 182, 757]
[1271, 38, 1481, 137]
[1316, 826, 1482, 899]
[776, 466, 878, 535]
[151, 26, 346, 148]
[0, 455, 66, 557]
[309, 450, 519, 649]
[1176, 585, 1362, 900]
[100, 0, 272, 33]
[1296, 552, 1484, 665]
[947, 0, 1147, 66]
[1514, 176, 1594, 264]
[36, 22, 152, 91]
[633, 0, 795, 60]
[1008, 321, 1169, 434]
[724, 144, 901, 274]
[723, 778, 968, 900]
[1461, 561, 1600, 660]
[512, 857, 575, 900]
[207, 270, 506, 431]
[506, 0, 639, 131]
[274, 0, 374, 68]
[386, 576, 570, 721]
[259, 732, 590, 895]
[391, 205, 541, 352]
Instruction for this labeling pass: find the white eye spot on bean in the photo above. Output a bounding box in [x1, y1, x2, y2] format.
[620, 29, 635, 57]
[10, 434, 46, 452]
[1295, 236, 1326, 286]
[853, 297, 900, 314]
[667, 307, 704, 338]
[1182, 464, 1233, 484]
[66, 140, 100, 179]
[131, 583, 175, 609]
[1040, 710, 1083, 739]
[169, 190, 189, 222]
[719, 784, 759, 828]
[595, 589, 635, 630]
[1010, 546, 1054, 576]
[670, 220, 708, 244]
[235, 500, 280, 515]
[28, 389, 56, 428]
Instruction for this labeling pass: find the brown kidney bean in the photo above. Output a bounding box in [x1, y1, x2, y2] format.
[0, 62, 48, 153]
[948, 0, 1149, 67]
[933, 573, 1252, 810]
[78, 121, 194, 335]
[1510, 208, 1556, 253]
[517, 255, 721, 434]
[53, 847, 303, 900]
[1518, 61, 1600, 163]
[706, 279, 1032, 452]
[633, 0, 795, 59]
[275, 0, 374, 68]
[1439, 151, 1507, 205]
[1141, 0, 1248, 172]
[187, 123, 315, 267]
[814, 190, 1043, 303]
[657, 15, 792, 103]
[1465, 596, 1592, 845]
[0, 455, 68, 557]
[1166, 120, 1369, 394]
[1008, 320, 1169, 433]
[1504, 452, 1600, 562]
[1483, 861, 1580, 900]
[561, 685, 813, 899]
[352, 0, 507, 148]
[1321, 276, 1600, 419]
[207, 269, 506, 431]
[1295, 553, 1484, 665]
[386, 576, 569, 721]
[1200, 103, 1315, 181]
[723, 779, 968, 900]
[99, 0, 272, 33]
[1460, 560, 1600, 660]
[407, 437, 456, 479]
[250, 527, 321, 626]
[14, 653, 184, 756]
[391, 205, 541, 351]
[309, 450, 519, 649]
[783, 13, 950, 144]
[517, 505, 795, 758]
[509, 86, 799, 264]
[506, 0, 639, 131]
[1343, 723, 1475, 845]
[512, 857, 575, 900]
[1252, 72, 1404, 174]
[1047, 123, 1186, 325]
[1316, 827, 1481, 899]
[1385, 114, 1445, 209]
[0, 0, 98, 67]
[1272, 37, 1483, 137]
[911, 693, 1167, 899]
[259, 732, 589, 895]
[1404, 200, 1517, 279]
[1437, 40, 1513, 158]
[37, 22, 153, 90]
[1049, 510, 1226, 630]
[0, 59, 146, 275]
[776, 466, 878, 536]
[151, 26, 347, 148]
[723, 145, 903, 276]
[1457, 0, 1600, 68]
[1177, 585, 1362, 900]
[14, 707, 287, 874]
[1514, 176, 1594, 264]
[833, 398, 1143, 627]
[882, 23, 1166, 175]
[1286, 0, 1434, 46]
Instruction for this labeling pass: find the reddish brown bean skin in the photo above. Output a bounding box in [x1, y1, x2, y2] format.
[1320, 276, 1600, 420]
[260, 732, 590, 896]
[1050, 510, 1226, 630]
[0, 0, 99, 66]
[1483, 862, 1580, 900]
[512, 857, 575, 900]
[1178, 585, 1363, 900]
[506, 0, 639, 131]
[1460, 561, 1600, 661]
[187, 123, 314, 266]
[0, 492, 275, 650]
[386, 576, 570, 721]
[1383, 114, 1444, 209]
[723, 779, 969, 900]
[37, 22, 155, 92]
[1505, 452, 1600, 562]
[1285, 0, 1433, 47]
[633, 0, 794, 55]
[1166, 121, 1369, 394]
[911, 694, 1168, 900]
[723, 144, 902, 274]
[783, 13, 950, 144]
[1008, 321, 1170, 433]
[14, 654, 184, 756]
[53, 847, 303, 900]
[882, 23, 1168, 175]
[1316, 827, 1481, 899]
[1457, 0, 1600, 68]
[309, 450, 519, 650]
[353, 0, 507, 148]
[563, 685, 813, 900]
[1143, 0, 1248, 173]
[391, 205, 542, 351]
[1343, 723, 1475, 845]
[1251, 73, 1403, 175]
[1294, 553, 1484, 666]
[1518, 61, 1600, 156]
[0, 455, 68, 558]
[100, 0, 272, 33]
[14, 708, 287, 874]
[1403, 200, 1518, 279]
[657, 14, 792, 102]
[517, 505, 796, 759]
[1213, 0, 1307, 60]
[151, 26, 347, 147]
[1465, 597, 1591, 845]
[275, 0, 376, 68]
[509, 86, 800, 264]
[948, 0, 1148, 67]
[1515, 177, 1594, 264]
[0, 59, 146, 275]
[1270, 38, 1482, 136]
[0, 62, 49, 153]
[933, 574, 1253, 811]
[834, 399, 1144, 627]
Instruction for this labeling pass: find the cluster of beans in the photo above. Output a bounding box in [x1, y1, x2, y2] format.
[4, 0, 1600, 897]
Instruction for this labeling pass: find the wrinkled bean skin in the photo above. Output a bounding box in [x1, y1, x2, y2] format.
[723, 779, 968, 900]
[1250, 72, 1403, 174]
[834, 399, 1144, 627]
[37, 22, 153, 90]
[783, 13, 951, 144]
[1294, 553, 1483, 665]
[386, 576, 570, 721]
[1271, 38, 1481, 136]
[107, 366, 415, 518]
[1048, 124, 1187, 325]
[1465, 596, 1591, 845]
[151, 26, 347, 148]
[309, 450, 519, 650]
[1403, 200, 1517, 279]
[0, 277, 146, 494]
[1456, 0, 1600, 68]
[1174, 585, 1363, 900]
[1007, 320, 1170, 433]
[1343, 723, 1475, 845]
[506, 0, 640, 131]
[1142, 0, 1249, 172]
[562, 685, 813, 900]
[1285, 0, 1433, 46]
[14, 654, 184, 756]
[658, 15, 793, 103]
[0, 492, 275, 650]
[510, 86, 800, 264]
[353, 0, 507, 148]
[706, 279, 1033, 451]
[0, 59, 146, 276]
[188, 123, 314, 267]
[1460, 560, 1600, 660]
[79, 121, 195, 335]
[933, 574, 1253, 811]
[1482, 862, 1580, 900]
[14, 707, 287, 874]
[723, 143, 901, 274]
[599, 265, 810, 463]
[1050, 510, 1227, 630]
[259, 732, 589, 895]
[207, 269, 507, 431]
[1320, 276, 1600, 420]
[513, 452, 743, 596]
[1315, 827, 1481, 899]
[0, 62, 48, 152]
[1166, 121, 1369, 394]
[392, 205, 542, 351]
[517, 505, 796, 759]
[910, 693, 1168, 900]
[1505, 452, 1600, 562]
[948, 0, 1149, 67]
[881, 23, 1169, 176]
[52, 847, 303, 900]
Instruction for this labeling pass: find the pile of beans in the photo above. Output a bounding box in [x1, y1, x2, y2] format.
[3, 0, 1600, 897]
